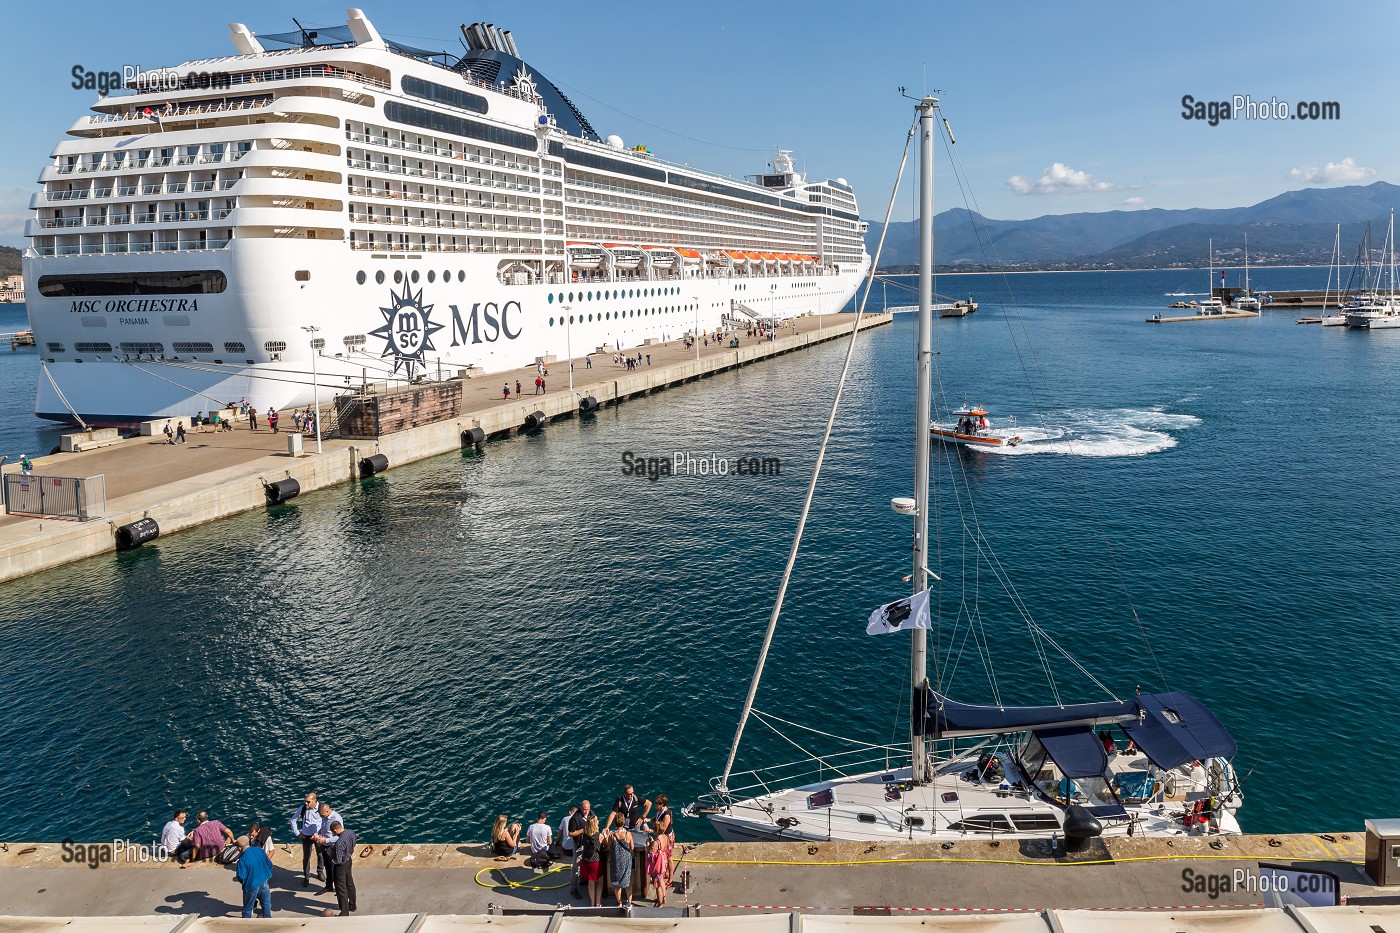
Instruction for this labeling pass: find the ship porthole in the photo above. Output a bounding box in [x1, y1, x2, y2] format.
[428, 270, 436, 283]
[547, 293, 553, 304]
[356, 271, 366, 285]
[375, 271, 385, 285]
[411, 270, 420, 283]
[458, 270, 465, 282]
[393, 270, 403, 284]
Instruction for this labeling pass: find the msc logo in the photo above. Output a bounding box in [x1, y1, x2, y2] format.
[448, 301, 523, 346]
[372, 286, 443, 378]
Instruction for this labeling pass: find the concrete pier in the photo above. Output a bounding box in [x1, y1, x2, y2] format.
[0, 313, 889, 585]
[0, 833, 1381, 919]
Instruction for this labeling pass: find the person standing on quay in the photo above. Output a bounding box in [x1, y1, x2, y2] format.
[578, 814, 603, 907]
[515, 379, 522, 398]
[249, 406, 258, 431]
[290, 792, 324, 887]
[268, 407, 280, 433]
[606, 824, 634, 914]
[175, 422, 186, 446]
[330, 820, 357, 915]
[163, 421, 174, 445]
[605, 784, 651, 830]
[234, 834, 274, 918]
[311, 801, 343, 894]
[567, 800, 592, 899]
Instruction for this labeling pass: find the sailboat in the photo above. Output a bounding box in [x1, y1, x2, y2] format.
[1345, 212, 1400, 330]
[1233, 235, 1261, 312]
[1196, 240, 1225, 315]
[687, 99, 1244, 844]
[1319, 226, 1347, 327]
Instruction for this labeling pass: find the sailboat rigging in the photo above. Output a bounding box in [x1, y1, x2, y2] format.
[687, 98, 1245, 844]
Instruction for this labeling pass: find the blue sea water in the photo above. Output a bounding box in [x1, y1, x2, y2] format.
[0, 268, 1395, 845]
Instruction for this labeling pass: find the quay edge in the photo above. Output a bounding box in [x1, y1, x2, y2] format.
[0, 313, 889, 586]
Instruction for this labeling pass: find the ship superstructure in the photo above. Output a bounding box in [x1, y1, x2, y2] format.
[24, 9, 869, 423]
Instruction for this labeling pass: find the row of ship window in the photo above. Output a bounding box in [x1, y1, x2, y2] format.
[547, 287, 681, 303]
[53, 337, 368, 357]
[549, 305, 694, 326]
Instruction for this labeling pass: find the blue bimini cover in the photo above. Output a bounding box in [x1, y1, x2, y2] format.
[1120, 691, 1238, 770]
[1033, 726, 1109, 778]
[922, 688, 1137, 737]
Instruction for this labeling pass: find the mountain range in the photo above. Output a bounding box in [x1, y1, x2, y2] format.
[864, 181, 1400, 271]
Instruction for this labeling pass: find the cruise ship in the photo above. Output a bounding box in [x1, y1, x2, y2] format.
[24, 10, 870, 424]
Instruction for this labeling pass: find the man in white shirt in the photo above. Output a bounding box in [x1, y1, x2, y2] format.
[289, 792, 324, 887]
[161, 810, 191, 864]
[524, 811, 552, 870]
[557, 807, 576, 859]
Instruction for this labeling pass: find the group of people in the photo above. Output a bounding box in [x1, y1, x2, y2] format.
[491, 785, 675, 913]
[155, 792, 358, 919]
[613, 352, 651, 370]
[157, 398, 326, 442]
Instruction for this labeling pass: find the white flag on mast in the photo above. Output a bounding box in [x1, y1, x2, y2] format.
[866, 588, 932, 635]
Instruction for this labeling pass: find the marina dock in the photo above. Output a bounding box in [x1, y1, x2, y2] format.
[0, 832, 1386, 921]
[0, 312, 889, 585]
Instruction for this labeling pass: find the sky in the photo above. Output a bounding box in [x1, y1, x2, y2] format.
[2, 0, 1397, 247]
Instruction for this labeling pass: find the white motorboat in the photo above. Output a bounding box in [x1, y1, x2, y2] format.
[930, 405, 1021, 448]
[688, 98, 1244, 847]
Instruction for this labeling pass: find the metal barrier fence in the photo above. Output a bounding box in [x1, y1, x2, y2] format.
[3, 473, 106, 521]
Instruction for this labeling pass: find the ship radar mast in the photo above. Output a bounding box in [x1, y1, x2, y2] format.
[751, 148, 802, 189]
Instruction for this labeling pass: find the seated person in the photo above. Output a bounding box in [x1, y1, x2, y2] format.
[491, 815, 522, 857]
[524, 811, 552, 868]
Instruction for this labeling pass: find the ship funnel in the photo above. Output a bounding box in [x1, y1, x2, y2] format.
[483, 23, 499, 50]
[462, 23, 487, 50]
[490, 25, 508, 52]
[229, 22, 264, 55]
[345, 8, 385, 48]
[501, 29, 520, 58]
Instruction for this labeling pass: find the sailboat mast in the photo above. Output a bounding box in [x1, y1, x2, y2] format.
[1244, 234, 1249, 294]
[912, 96, 937, 784]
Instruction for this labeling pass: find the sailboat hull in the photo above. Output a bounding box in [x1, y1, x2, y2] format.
[702, 760, 1241, 843]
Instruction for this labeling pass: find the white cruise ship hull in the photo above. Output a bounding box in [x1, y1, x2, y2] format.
[23, 12, 872, 425]
[28, 240, 865, 422]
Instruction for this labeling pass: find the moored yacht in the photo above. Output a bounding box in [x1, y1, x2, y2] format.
[688, 97, 1244, 846]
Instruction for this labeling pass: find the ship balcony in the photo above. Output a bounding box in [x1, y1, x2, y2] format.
[347, 159, 543, 195]
[349, 187, 542, 215]
[349, 214, 542, 235]
[345, 131, 540, 175]
[27, 208, 235, 235]
[34, 177, 241, 209]
[31, 235, 233, 257]
[73, 96, 274, 134]
[43, 149, 250, 180]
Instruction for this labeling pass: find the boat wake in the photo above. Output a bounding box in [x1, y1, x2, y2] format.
[987, 408, 1199, 457]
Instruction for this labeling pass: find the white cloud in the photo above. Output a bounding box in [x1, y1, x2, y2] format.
[1006, 162, 1132, 195]
[1122, 196, 1147, 207]
[1287, 157, 1376, 185]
